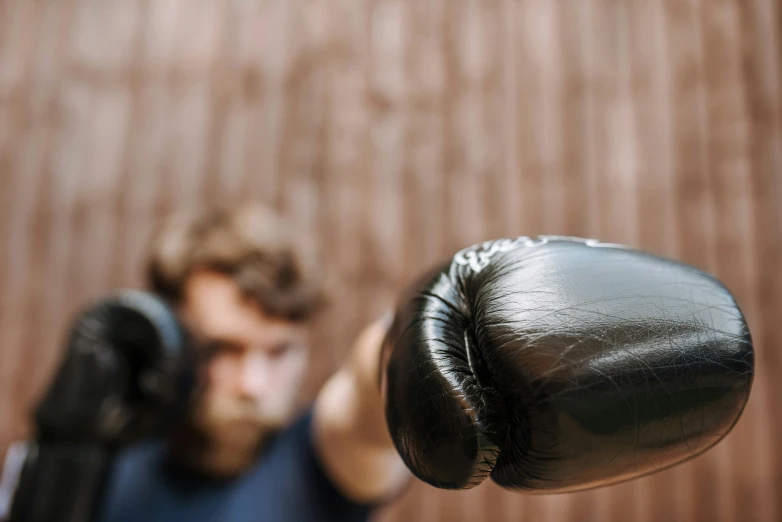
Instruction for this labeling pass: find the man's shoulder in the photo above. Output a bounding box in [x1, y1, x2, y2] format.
[249, 406, 374, 519]
[278, 406, 315, 446]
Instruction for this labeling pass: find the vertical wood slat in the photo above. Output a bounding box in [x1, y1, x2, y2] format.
[738, 1, 782, 521]
[1, 1, 781, 520]
[0, 1, 43, 444]
[667, 1, 720, 520]
[3, 0, 76, 440]
[699, 4, 757, 522]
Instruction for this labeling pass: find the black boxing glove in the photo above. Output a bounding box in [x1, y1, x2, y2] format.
[381, 236, 753, 492]
[9, 290, 194, 522]
[33, 290, 193, 447]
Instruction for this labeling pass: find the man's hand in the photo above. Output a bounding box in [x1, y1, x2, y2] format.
[313, 317, 411, 503]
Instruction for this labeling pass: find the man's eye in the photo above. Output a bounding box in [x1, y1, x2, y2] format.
[210, 341, 243, 357]
[269, 344, 291, 358]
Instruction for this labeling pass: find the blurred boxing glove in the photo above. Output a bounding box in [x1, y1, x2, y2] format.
[381, 236, 753, 492]
[9, 290, 193, 522]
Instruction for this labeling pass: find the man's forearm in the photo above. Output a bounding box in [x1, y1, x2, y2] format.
[312, 318, 410, 503]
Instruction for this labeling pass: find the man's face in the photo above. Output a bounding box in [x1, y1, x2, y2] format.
[179, 270, 310, 475]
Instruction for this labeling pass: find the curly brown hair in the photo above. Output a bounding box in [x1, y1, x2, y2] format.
[145, 204, 325, 321]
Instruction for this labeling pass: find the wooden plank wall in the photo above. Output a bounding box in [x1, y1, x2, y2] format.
[1, 1, 780, 521]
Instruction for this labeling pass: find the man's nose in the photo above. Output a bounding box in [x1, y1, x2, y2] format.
[237, 352, 271, 399]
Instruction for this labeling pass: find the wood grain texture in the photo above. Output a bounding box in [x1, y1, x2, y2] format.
[1, 1, 780, 520]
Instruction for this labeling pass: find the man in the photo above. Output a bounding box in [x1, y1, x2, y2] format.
[1, 204, 754, 521]
[96, 204, 410, 521]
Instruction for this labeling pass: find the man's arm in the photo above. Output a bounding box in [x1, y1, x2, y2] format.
[312, 317, 411, 503]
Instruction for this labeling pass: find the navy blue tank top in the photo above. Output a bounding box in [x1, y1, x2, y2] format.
[97, 407, 372, 522]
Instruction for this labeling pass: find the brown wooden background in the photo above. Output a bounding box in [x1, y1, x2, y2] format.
[1, 0, 781, 520]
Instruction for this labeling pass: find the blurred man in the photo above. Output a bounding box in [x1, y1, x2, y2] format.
[96, 204, 410, 521]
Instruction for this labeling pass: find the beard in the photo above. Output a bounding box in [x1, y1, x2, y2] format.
[169, 394, 275, 478]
